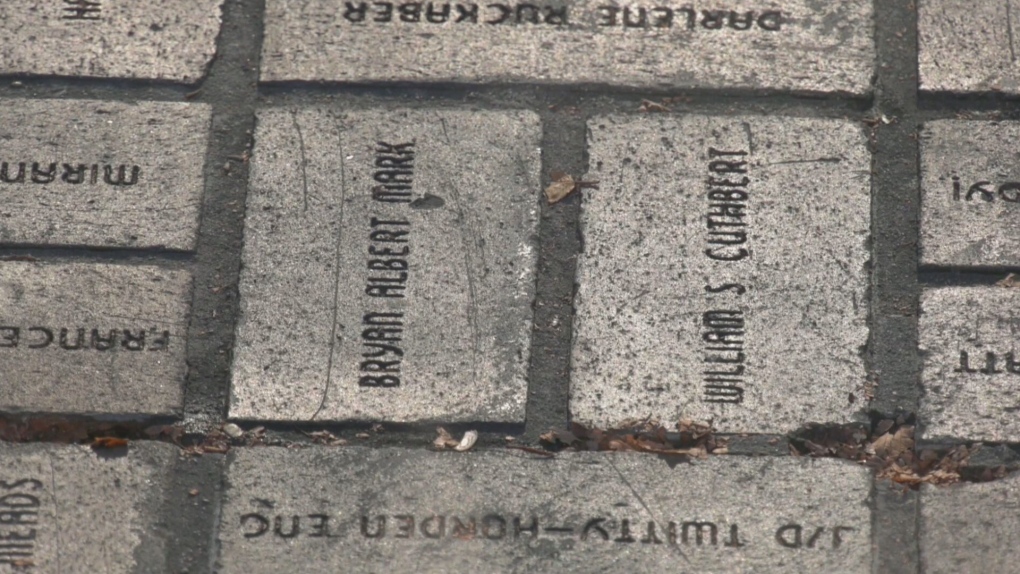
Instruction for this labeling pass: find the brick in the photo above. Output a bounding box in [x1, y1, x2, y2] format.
[0, 262, 192, 416]
[919, 0, 1020, 94]
[0, 99, 211, 251]
[572, 115, 870, 433]
[0, 0, 223, 83]
[230, 109, 540, 422]
[920, 120, 1020, 268]
[920, 475, 1020, 573]
[0, 441, 175, 572]
[919, 286, 1020, 442]
[218, 448, 873, 573]
[261, 0, 874, 94]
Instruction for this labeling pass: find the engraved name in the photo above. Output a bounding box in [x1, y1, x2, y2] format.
[238, 511, 856, 551]
[0, 327, 171, 351]
[0, 478, 43, 568]
[954, 350, 1020, 375]
[360, 141, 416, 388]
[951, 176, 1020, 203]
[702, 146, 750, 405]
[62, 0, 101, 21]
[0, 163, 140, 186]
[341, 2, 785, 30]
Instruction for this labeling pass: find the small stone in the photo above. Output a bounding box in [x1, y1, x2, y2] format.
[223, 423, 244, 439]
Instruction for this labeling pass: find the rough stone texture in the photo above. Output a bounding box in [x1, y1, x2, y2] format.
[920, 473, 1020, 573]
[217, 448, 872, 573]
[0, 261, 193, 416]
[0, 0, 223, 83]
[920, 121, 1020, 268]
[0, 441, 175, 573]
[260, 0, 874, 94]
[572, 115, 870, 433]
[919, 0, 1020, 94]
[231, 109, 540, 422]
[0, 99, 211, 251]
[919, 286, 1020, 442]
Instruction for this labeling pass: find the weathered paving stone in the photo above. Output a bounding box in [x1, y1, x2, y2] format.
[920, 474, 1020, 573]
[260, 0, 874, 94]
[919, 286, 1020, 442]
[0, 261, 193, 416]
[572, 115, 870, 433]
[0, 0, 223, 83]
[920, 121, 1020, 268]
[217, 448, 873, 573]
[919, 0, 1020, 94]
[0, 99, 211, 251]
[230, 109, 540, 422]
[0, 441, 175, 572]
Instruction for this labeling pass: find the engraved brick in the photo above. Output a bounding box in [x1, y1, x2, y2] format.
[218, 448, 873, 573]
[0, 0, 222, 83]
[920, 121, 1020, 268]
[0, 262, 192, 416]
[921, 475, 1020, 573]
[260, 0, 874, 94]
[0, 99, 211, 251]
[0, 441, 175, 573]
[919, 0, 1020, 94]
[230, 109, 540, 422]
[919, 286, 1020, 442]
[572, 115, 870, 433]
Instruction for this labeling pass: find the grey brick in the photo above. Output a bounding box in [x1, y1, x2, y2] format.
[0, 262, 193, 416]
[0, 99, 211, 251]
[919, 286, 1020, 442]
[0, 441, 176, 573]
[230, 109, 540, 423]
[919, 0, 1020, 94]
[920, 120, 1020, 268]
[0, 0, 223, 83]
[572, 115, 871, 433]
[260, 0, 874, 94]
[217, 448, 873, 573]
[920, 475, 1020, 573]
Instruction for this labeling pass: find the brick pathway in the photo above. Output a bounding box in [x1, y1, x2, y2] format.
[0, 0, 1017, 572]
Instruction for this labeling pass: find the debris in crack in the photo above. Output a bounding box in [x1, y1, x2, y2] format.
[790, 415, 1014, 487]
[433, 427, 478, 451]
[305, 430, 347, 446]
[539, 419, 726, 458]
[544, 171, 598, 204]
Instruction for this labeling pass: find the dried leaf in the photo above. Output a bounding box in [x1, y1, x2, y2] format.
[454, 430, 479, 452]
[544, 174, 577, 204]
[91, 437, 128, 449]
[638, 99, 670, 113]
[434, 427, 459, 450]
[997, 273, 1020, 288]
[306, 430, 347, 446]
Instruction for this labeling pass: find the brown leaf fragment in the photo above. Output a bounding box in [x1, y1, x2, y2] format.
[544, 173, 577, 204]
[9, 558, 33, 568]
[306, 430, 347, 446]
[872, 426, 914, 460]
[355, 432, 371, 440]
[91, 437, 128, 449]
[433, 427, 459, 450]
[638, 99, 670, 113]
[997, 273, 1020, 288]
[188, 488, 200, 496]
